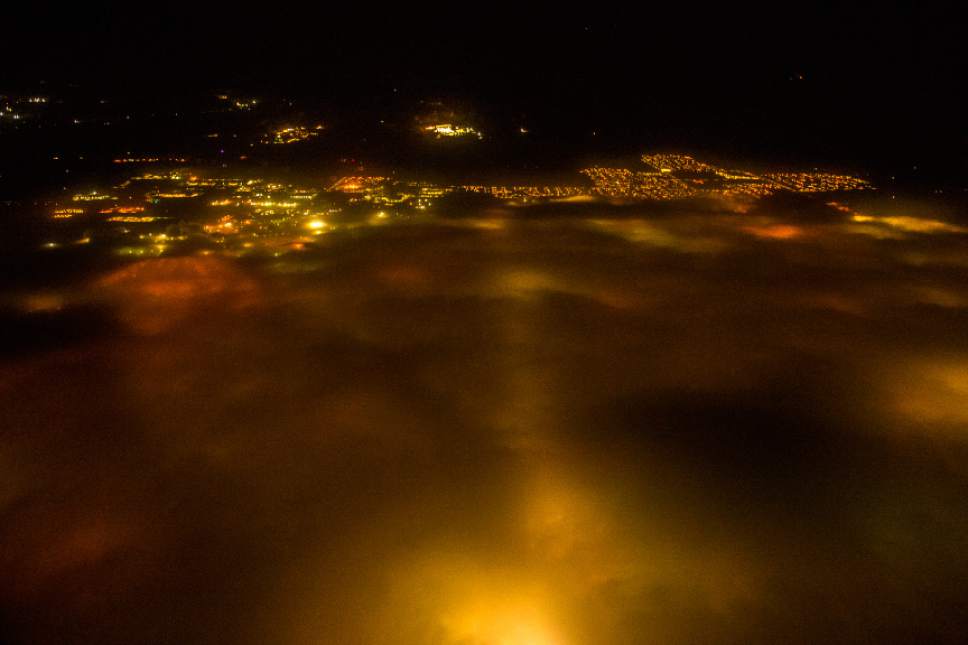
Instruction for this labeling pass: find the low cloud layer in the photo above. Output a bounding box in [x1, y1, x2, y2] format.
[2, 195, 967, 644]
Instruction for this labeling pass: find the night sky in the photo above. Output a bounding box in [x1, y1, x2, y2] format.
[5, 5, 966, 178]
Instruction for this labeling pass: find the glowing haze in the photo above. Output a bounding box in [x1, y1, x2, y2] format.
[1, 191, 967, 644]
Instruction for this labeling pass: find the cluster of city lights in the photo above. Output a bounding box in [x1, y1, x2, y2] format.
[215, 94, 260, 111]
[421, 123, 483, 139]
[43, 153, 874, 258]
[262, 124, 324, 145]
[582, 154, 871, 200]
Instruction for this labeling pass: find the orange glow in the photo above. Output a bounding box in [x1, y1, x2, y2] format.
[204, 215, 239, 234]
[741, 224, 804, 239]
[99, 206, 146, 214]
[95, 257, 260, 333]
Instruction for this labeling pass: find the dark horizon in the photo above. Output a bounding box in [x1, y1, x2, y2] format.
[4, 5, 967, 183]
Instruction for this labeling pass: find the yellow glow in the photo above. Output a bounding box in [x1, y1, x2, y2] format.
[263, 124, 323, 145]
[150, 192, 198, 199]
[587, 218, 727, 254]
[888, 358, 968, 428]
[106, 216, 157, 223]
[423, 123, 482, 138]
[72, 192, 116, 202]
[441, 600, 562, 645]
[851, 214, 967, 234]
